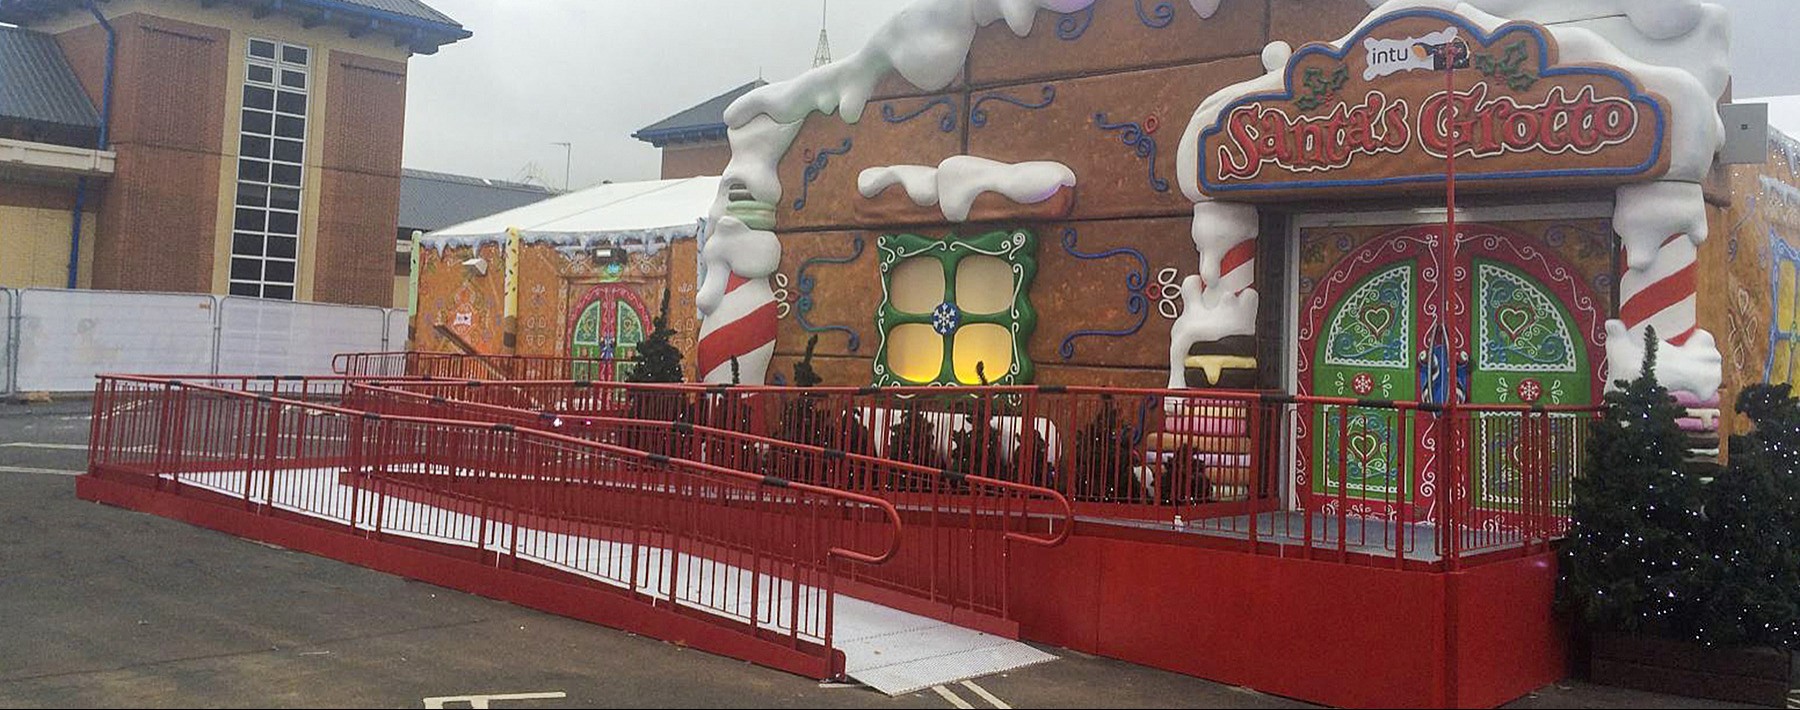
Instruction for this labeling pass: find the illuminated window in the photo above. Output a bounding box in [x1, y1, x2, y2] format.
[873, 229, 1037, 386]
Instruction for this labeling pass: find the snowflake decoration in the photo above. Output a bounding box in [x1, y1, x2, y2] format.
[1517, 378, 1543, 403]
[1351, 372, 1375, 396]
[932, 302, 961, 335]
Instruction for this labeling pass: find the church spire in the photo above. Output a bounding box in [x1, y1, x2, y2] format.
[812, 0, 832, 67]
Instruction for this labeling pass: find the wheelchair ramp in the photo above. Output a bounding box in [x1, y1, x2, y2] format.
[170, 468, 1052, 693]
[836, 597, 1056, 695]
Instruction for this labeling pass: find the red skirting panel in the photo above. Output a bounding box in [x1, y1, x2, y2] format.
[75, 474, 842, 681]
[1010, 527, 1565, 708]
[1449, 552, 1568, 708]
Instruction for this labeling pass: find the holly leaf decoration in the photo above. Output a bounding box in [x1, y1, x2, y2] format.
[1474, 40, 1537, 92]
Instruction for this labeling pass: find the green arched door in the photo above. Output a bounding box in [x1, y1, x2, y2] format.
[1300, 224, 1602, 530]
[569, 284, 651, 380]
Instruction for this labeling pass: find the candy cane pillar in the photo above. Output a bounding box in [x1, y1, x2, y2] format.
[1608, 181, 1722, 400]
[696, 207, 781, 384]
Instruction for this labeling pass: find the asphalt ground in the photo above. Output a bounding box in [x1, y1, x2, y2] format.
[0, 398, 1756, 709]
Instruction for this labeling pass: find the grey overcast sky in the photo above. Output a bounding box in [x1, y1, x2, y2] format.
[400, 0, 1800, 190]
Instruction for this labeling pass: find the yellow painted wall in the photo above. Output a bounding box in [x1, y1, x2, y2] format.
[393, 274, 408, 309]
[0, 205, 96, 289]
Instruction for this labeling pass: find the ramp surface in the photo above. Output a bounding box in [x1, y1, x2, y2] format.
[176, 468, 1053, 694]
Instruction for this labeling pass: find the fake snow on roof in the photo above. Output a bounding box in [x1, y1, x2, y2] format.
[859, 156, 1077, 222]
[420, 176, 720, 257]
[701, 0, 1226, 291]
[1177, 0, 1731, 202]
[714, 0, 1227, 213]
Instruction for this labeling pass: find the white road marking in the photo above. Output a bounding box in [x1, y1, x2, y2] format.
[932, 685, 974, 709]
[0, 442, 88, 450]
[0, 465, 82, 477]
[961, 680, 1010, 709]
[422, 691, 567, 709]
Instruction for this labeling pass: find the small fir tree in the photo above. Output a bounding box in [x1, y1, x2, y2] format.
[1559, 328, 1709, 641]
[1072, 399, 1144, 501]
[948, 362, 1003, 483]
[1695, 384, 1800, 648]
[627, 287, 684, 384]
[769, 336, 833, 483]
[624, 287, 691, 457]
[889, 399, 945, 479]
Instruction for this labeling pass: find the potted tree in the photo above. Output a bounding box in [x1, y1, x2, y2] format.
[1563, 331, 1798, 706]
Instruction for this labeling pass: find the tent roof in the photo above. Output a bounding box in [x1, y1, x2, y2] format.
[427, 175, 720, 240]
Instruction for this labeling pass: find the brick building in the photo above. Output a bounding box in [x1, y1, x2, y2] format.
[0, 0, 467, 306]
[631, 80, 763, 180]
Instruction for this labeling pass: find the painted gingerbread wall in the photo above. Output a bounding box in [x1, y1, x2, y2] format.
[1702, 132, 1800, 441]
[759, 0, 1373, 389]
[414, 239, 700, 378]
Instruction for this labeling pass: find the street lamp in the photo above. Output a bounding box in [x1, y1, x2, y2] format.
[552, 141, 572, 191]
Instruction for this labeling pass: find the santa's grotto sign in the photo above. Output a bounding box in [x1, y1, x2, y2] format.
[1193, 9, 1672, 200]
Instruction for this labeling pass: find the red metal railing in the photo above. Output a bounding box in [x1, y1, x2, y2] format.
[346, 382, 1073, 629]
[332, 351, 634, 382]
[88, 375, 902, 675]
[357, 377, 1595, 569]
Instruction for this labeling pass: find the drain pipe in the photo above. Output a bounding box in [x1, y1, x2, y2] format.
[67, 0, 116, 289]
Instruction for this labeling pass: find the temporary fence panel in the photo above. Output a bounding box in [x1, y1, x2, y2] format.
[14, 289, 217, 392]
[216, 297, 386, 376]
[1, 289, 13, 393]
[383, 309, 409, 351]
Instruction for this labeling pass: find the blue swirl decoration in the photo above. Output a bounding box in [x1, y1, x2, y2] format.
[795, 234, 865, 351]
[1057, 227, 1150, 360]
[792, 138, 853, 211]
[1136, 0, 1176, 28]
[970, 85, 1056, 128]
[1093, 113, 1170, 193]
[1055, 7, 1094, 40]
[880, 96, 958, 133]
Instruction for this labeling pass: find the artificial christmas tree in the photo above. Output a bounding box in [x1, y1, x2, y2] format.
[1566, 332, 1797, 706]
[1071, 399, 1144, 501]
[627, 287, 685, 384]
[1694, 383, 1800, 650]
[1560, 328, 1708, 640]
[625, 287, 691, 455]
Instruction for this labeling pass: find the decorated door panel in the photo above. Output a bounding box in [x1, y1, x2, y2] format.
[1313, 263, 1421, 507]
[1298, 222, 1603, 529]
[1298, 227, 1445, 523]
[1458, 236, 1603, 532]
[569, 284, 651, 380]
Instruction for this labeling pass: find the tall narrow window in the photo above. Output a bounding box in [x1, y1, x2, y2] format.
[229, 38, 309, 300]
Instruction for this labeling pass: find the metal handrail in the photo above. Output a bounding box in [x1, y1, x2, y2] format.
[98, 374, 904, 566]
[352, 382, 1075, 549]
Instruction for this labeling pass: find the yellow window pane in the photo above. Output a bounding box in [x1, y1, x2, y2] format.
[955, 255, 1015, 315]
[1775, 342, 1794, 386]
[888, 323, 943, 383]
[1780, 261, 1797, 330]
[953, 323, 1014, 384]
[890, 257, 945, 314]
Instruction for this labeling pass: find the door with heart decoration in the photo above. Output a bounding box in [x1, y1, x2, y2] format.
[1460, 236, 1602, 532]
[1297, 223, 1602, 529]
[569, 283, 653, 381]
[1299, 227, 1440, 524]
